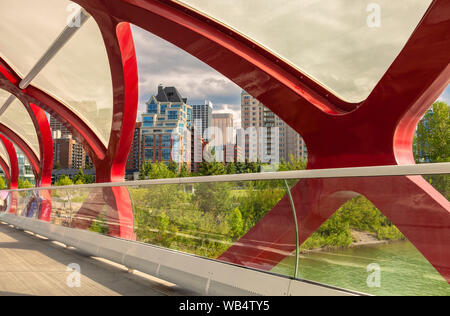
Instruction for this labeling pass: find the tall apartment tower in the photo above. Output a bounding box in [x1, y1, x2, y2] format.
[212, 113, 234, 146]
[241, 91, 307, 162]
[141, 85, 192, 171]
[50, 115, 87, 169]
[192, 100, 213, 140]
[17, 150, 35, 184]
[53, 135, 86, 169]
[241, 91, 264, 159]
[50, 115, 71, 138]
[126, 121, 142, 177]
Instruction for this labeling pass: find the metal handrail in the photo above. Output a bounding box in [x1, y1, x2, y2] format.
[3, 163, 449, 192]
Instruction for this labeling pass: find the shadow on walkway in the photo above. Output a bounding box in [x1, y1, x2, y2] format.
[0, 222, 195, 296]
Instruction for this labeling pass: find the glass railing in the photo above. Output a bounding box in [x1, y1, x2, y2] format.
[0, 164, 449, 296]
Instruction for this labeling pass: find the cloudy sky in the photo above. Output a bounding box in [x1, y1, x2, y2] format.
[438, 87, 450, 104]
[131, 25, 242, 127]
[131, 24, 449, 129]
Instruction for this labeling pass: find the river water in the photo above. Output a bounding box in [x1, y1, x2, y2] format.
[272, 241, 450, 296]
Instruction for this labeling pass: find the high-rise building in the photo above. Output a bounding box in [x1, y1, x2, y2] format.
[50, 115, 88, 169]
[53, 135, 86, 170]
[212, 113, 234, 146]
[50, 116, 71, 138]
[17, 150, 35, 185]
[126, 122, 142, 177]
[241, 91, 307, 162]
[141, 85, 192, 171]
[85, 154, 93, 169]
[192, 100, 213, 140]
[241, 91, 264, 159]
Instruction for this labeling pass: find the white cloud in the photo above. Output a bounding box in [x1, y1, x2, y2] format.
[437, 86, 450, 104]
[131, 25, 242, 125]
[212, 104, 241, 129]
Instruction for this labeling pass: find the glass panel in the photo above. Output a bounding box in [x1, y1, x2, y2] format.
[426, 174, 449, 200]
[32, 17, 114, 147]
[176, 0, 432, 102]
[7, 172, 450, 295]
[0, 0, 73, 77]
[0, 96, 40, 157]
[272, 175, 450, 296]
[16, 190, 33, 217]
[20, 180, 296, 278]
[0, 190, 10, 212]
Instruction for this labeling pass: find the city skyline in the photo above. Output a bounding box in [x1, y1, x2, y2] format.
[132, 25, 242, 129]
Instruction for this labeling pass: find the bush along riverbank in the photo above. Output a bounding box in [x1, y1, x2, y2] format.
[299, 196, 406, 252]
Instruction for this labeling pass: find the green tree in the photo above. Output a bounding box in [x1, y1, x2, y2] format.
[238, 181, 285, 231]
[84, 174, 95, 184]
[168, 160, 179, 174]
[73, 169, 85, 184]
[139, 161, 176, 180]
[244, 159, 261, 173]
[139, 161, 152, 180]
[194, 181, 233, 214]
[55, 175, 73, 186]
[235, 161, 246, 174]
[228, 207, 244, 239]
[179, 164, 189, 178]
[278, 155, 307, 171]
[413, 101, 450, 198]
[226, 162, 236, 175]
[0, 177, 5, 190]
[18, 178, 33, 189]
[198, 161, 227, 176]
[414, 102, 450, 163]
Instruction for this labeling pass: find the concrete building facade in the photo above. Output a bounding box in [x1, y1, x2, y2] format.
[50, 116, 88, 170]
[241, 91, 307, 162]
[212, 113, 234, 146]
[53, 135, 86, 170]
[192, 100, 213, 141]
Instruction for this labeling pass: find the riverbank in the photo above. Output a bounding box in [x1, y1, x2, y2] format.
[299, 230, 399, 254]
[351, 230, 391, 247]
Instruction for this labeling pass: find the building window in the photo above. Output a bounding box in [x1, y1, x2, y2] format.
[147, 103, 158, 114]
[145, 149, 154, 161]
[143, 116, 154, 127]
[162, 135, 171, 147]
[168, 110, 178, 120]
[162, 148, 171, 160]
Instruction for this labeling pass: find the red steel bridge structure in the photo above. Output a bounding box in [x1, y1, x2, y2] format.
[0, 0, 448, 284]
